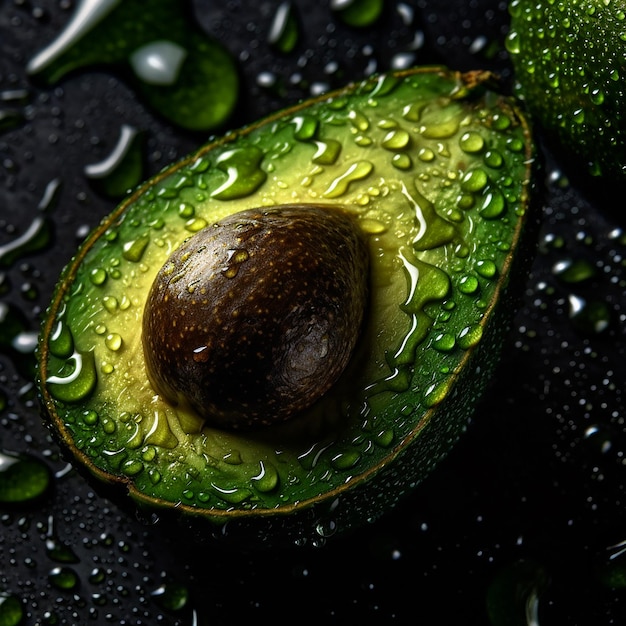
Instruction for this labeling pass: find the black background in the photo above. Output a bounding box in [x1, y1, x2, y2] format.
[1, 0, 625, 624]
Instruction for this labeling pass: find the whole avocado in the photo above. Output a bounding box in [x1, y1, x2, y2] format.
[507, 0, 626, 179]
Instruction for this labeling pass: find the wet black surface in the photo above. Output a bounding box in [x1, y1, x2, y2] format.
[1, 1, 625, 624]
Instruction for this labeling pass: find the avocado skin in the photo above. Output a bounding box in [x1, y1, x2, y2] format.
[37, 67, 536, 548]
[507, 0, 626, 179]
[142, 205, 369, 430]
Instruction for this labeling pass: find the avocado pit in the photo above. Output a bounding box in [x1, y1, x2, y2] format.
[141, 204, 370, 430]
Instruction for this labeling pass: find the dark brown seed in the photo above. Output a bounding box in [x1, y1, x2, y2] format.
[141, 204, 370, 429]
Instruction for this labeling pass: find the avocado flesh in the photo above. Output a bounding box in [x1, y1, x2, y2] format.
[38, 67, 534, 533]
[507, 0, 626, 179]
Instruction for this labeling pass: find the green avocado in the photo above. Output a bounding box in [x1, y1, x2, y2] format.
[37, 67, 535, 547]
[507, 0, 626, 179]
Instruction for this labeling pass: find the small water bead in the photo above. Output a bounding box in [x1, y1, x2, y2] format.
[461, 168, 489, 192]
[121, 459, 143, 476]
[289, 114, 318, 141]
[89, 267, 107, 286]
[506, 137, 525, 153]
[391, 153, 412, 170]
[312, 139, 342, 165]
[104, 333, 122, 351]
[476, 259, 498, 278]
[47, 319, 73, 359]
[402, 101, 426, 122]
[373, 428, 394, 447]
[483, 150, 504, 169]
[210, 146, 267, 200]
[102, 296, 118, 313]
[82, 410, 99, 426]
[251, 461, 280, 492]
[456, 193, 474, 211]
[382, 129, 410, 150]
[505, 28, 521, 55]
[177, 202, 194, 219]
[354, 134, 373, 147]
[330, 449, 361, 470]
[420, 118, 460, 139]
[210, 483, 253, 505]
[185, 217, 208, 232]
[458, 274, 480, 295]
[348, 109, 370, 132]
[459, 131, 485, 153]
[323, 160, 374, 198]
[480, 188, 507, 219]
[48, 566, 79, 591]
[418, 147, 436, 162]
[121, 235, 150, 262]
[457, 324, 483, 349]
[423, 380, 450, 408]
[431, 332, 456, 352]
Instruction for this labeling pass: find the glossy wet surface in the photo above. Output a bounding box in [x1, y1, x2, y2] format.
[1, 1, 625, 623]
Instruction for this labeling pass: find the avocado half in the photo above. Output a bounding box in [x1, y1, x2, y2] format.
[38, 67, 535, 547]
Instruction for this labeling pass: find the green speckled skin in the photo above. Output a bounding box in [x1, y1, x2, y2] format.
[507, 0, 626, 179]
[38, 67, 535, 545]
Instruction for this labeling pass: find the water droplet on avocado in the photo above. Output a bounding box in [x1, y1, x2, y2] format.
[89, 267, 107, 286]
[323, 160, 374, 197]
[432, 332, 456, 353]
[382, 129, 411, 151]
[46, 349, 98, 403]
[251, 461, 280, 492]
[122, 234, 150, 263]
[211, 147, 267, 200]
[459, 131, 485, 153]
